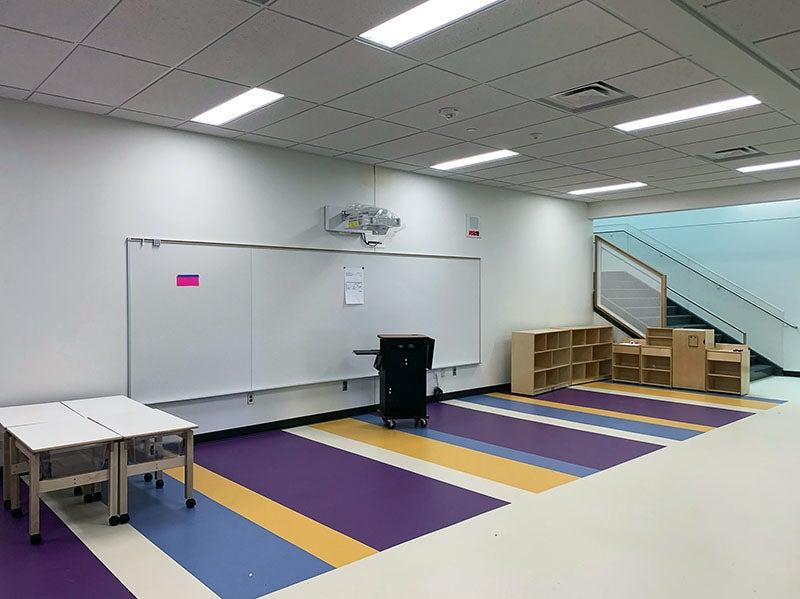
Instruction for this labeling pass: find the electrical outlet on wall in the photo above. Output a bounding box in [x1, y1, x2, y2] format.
[246, 393, 255, 405]
[452, 367, 458, 376]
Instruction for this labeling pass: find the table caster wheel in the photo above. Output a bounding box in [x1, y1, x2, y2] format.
[419, 418, 428, 428]
[93, 491, 102, 501]
[29, 534, 43, 546]
[144, 473, 153, 482]
[3, 499, 10, 510]
[83, 493, 94, 504]
[73, 487, 83, 496]
[11, 508, 23, 519]
[155, 479, 164, 489]
[385, 419, 396, 429]
[108, 515, 120, 527]
[119, 513, 130, 525]
[186, 498, 196, 509]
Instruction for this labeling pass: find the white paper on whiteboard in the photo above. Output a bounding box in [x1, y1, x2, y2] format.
[344, 267, 365, 305]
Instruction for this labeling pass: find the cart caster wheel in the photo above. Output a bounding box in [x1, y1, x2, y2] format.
[186, 498, 196, 509]
[144, 473, 153, 483]
[11, 508, 23, 519]
[3, 499, 10, 510]
[93, 491, 102, 501]
[419, 418, 428, 428]
[83, 494, 94, 504]
[73, 487, 83, 496]
[433, 386, 444, 398]
[108, 515, 120, 527]
[386, 419, 396, 429]
[29, 534, 43, 546]
[155, 479, 164, 489]
[119, 513, 130, 525]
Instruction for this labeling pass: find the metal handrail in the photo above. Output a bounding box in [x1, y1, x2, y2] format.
[595, 229, 798, 329]
[667, 288, 748, 345]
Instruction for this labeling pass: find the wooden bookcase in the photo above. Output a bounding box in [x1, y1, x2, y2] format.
[612, 342, 642, 383]
[706, 344, 750, 396]
[512, 329, 572, 395]
[641, 346, 672, 387]
[570, 325, 613, 385]
[646, 327, 674, 348]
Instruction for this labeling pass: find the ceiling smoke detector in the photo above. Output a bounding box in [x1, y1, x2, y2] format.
[439, 107, 460, 120]
[701, 146, 765, 162]
[541, 82, 634, 113]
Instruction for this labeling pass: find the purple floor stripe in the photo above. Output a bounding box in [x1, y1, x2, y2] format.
[0, 482, 133, 598]
[195, 430, 506, 551]
[427, 403, 662, 470]
[542, 388, 752, 427]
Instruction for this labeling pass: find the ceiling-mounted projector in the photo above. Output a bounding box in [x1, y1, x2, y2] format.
[325, 203, 401, 245]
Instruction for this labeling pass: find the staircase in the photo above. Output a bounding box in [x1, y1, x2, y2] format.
[599, 270, 778, 381]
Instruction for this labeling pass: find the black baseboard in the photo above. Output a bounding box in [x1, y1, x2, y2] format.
[782, 370, 800, 378]
[195, 383, 510, 443]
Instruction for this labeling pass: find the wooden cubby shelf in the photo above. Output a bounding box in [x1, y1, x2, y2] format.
[706, 346, 750, 396]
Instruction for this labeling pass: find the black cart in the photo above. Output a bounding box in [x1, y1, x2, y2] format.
[354, 334, 435, 429]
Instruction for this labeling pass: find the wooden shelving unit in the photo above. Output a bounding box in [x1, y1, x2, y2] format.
[612, 342, 642, 383]
[706, 344, 750, 396]
[641, 346, 672, 387]
[512, 329, 572, 396]
[646, 327, 674, 348]
[570, 325, 613, 385]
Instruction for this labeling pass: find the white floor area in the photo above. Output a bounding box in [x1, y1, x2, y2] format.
[273, 377, 800, 599]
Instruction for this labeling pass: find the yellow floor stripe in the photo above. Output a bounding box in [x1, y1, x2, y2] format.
[584, 381, 779, 410]
[313, 418, 576, 494]
[488, 392, 712, 433]
[166, 465, 377, 568]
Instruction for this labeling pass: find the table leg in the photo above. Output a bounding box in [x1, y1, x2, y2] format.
[118, 441, 129, 524]
[154, 435, 164, 488]
[2, 429, 10, 509]
[29, 452, 42, 545]
[9, 438, 21, 518]
[108, 442, 119, 526]
[184, 430, 195, 509]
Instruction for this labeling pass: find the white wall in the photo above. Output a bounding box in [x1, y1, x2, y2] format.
[595, 201, 800, 370]
[0, 98, 593, 433]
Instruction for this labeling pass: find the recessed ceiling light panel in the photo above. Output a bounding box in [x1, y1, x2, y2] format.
[737, 158, 800, 173]
[191, 88, 284, 126]
[569, 182, 647, 196]
[614, 96, 761, 132]
[360, 0, 503, 48]
[432, 149, 518, 171]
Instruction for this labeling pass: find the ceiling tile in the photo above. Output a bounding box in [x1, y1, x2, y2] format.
[85, 0, 258, 66]
[675, 125, 800, 156]
[398, 142, 499, 168]
[654, 171, 745, 188]
[550, 139, 662, 165]
[542, 173, 621, 189]
[491, 33, 676, 101]
[433, 101, 564, 140]
[357, 132, 457, 161]
[756, 31, 800, 71]
[718, 150, 800, 170]
[646, 111, 793, 146]
[329, 65, 473, 118]
[109, 108, 182, 127]
[269, 0, 421, 37]
[238, 133, 295, 148]
[177, 122, 241, 138]
[605, 59, 715, 99]
[0, 0, 116, 42]
[182, 11, 346, 87]
[499, 168, 589, 185]
[122, 70, 247, 120]
[38, 46, 166, 106]
[225, 97, 315, 132]
[379, 161, 422, 172]
[515, 128, 630, 158]
[256, 106, 369, 143]
[468, 158, 557, 178]
[0, 26, 71, 90]
[385, 85, 525, 131]
[475, 116, 602, 151]
[265, 40, 415, 104]
[456, 153, 534, 174]
[578, 148, 685, 172]
[397, 0, 574, 61]
[581, 79, 746, 127]
[750, 168, 800, 181]
[704, 0, 800, 42]
[756, 137, 800, 155]
[647, 164, 728, 180]
[578, 187, 671, 201]
[506, 165, 589, 183]
[29, 92, 112, 114]
[338, 153, 383, 165]
[291, 144, 342, 157]
[0, 84, 29, 100]
[432, 1, 634, 82]
[664, 176, 761, 192]
[603, 157, 710, 179]
[309, 120, 417, 152]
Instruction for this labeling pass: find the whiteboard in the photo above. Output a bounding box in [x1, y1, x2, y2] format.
[127, 239, 480, 404]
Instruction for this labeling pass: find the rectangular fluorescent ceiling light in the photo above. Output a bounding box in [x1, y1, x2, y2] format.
[360, 0, 503, 48]
[737, 158, 800, 173]
[614, 96, 761, 132]
[432, 149, 518, 171]
[191, 88, 284, 126]
[569, 182, 647, 196]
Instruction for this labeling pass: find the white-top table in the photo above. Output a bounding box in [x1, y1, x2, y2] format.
[63, 395, 149, 418]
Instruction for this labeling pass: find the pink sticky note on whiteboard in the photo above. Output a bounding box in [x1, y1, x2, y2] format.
[176, 274, 200, 287]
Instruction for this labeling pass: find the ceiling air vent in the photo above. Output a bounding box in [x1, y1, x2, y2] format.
[701, 146, 765, 162]
[540, 82, 635, 113]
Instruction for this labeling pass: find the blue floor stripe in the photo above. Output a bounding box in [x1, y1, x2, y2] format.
[459, 395, 701, 441]
[355, 414, 597, 478]
[126, 476, 331, 598]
